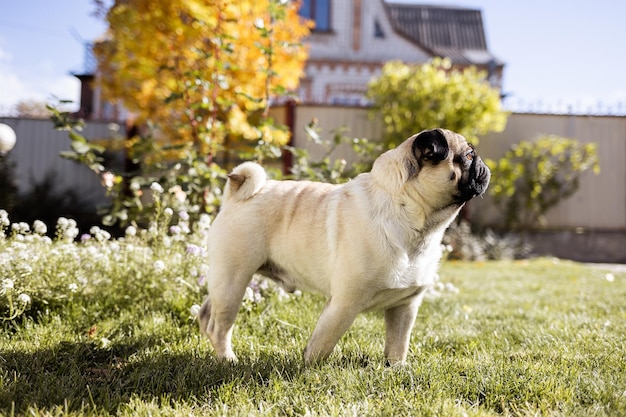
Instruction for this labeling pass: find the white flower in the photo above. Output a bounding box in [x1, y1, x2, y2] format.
[0, 209, 9, 227]
[150, 182, 164, 194]
[100, 337, 111, 348]
[243, 286, 255, 302]
[57, 217, 69, 228]
[125, 225, 137, 237]
[164, 207, 174, 217]
[605, 273, 615, 282]
[169, 186, 187, 203]
[276, 287, 289, 301]
[19, 222, 30, 233]
[17, 293, 31, 304]
[86, 246, 99, 257]
[153, 260, 166, 272]
[2, 278, 14, 291]
[101, 171, 116, 189]
[190, 304, 201, 318]
[198, 214, 211, 230]
[12, 222, 29, 234]
[444, 282, 460, 294]
[33, 220, 47, 235]
[64, 227, 79, 241]
[90, 226, 111, 242]
[68, 283, 79, 293]
[186, 244, 202, 256]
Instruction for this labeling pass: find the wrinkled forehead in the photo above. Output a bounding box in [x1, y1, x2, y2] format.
[439, 129, 469, 153]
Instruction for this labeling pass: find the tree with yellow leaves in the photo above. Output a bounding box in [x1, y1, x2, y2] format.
[94, 0, 310, 159]
[46, 0, 311, 226]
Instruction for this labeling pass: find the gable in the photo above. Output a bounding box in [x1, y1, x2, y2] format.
[384, 3, 502, 65]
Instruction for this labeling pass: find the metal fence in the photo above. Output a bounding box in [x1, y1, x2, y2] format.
[0, 117, 124, 210]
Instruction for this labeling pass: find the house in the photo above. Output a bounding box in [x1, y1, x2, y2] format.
[298, 0, 504, 105]
[72, 39, 128, 121]
[75, 1, 503, 119]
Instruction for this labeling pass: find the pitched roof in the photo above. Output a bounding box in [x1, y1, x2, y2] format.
[384, 3, 502, 66]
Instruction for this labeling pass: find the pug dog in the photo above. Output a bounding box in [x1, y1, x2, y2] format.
[198, 128, 490, 365]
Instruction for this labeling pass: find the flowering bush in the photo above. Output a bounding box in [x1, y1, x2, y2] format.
[0, 203, 284, 327]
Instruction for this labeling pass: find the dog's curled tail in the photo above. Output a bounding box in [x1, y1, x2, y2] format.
[223, 162, 267, 202]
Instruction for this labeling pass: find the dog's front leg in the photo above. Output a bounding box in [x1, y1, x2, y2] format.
[303, 297, 359, 365]
[383, 295, 424, 365]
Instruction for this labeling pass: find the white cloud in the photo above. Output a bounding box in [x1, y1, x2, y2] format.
[0, 47, 11, 61]
[42, 75, 81, 104]
[0, 46, 80, 113]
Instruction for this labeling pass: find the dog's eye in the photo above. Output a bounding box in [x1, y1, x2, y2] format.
[465, 145, 475, 162]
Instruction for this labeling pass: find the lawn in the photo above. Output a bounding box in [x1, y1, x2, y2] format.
[1, 217, 625, 416]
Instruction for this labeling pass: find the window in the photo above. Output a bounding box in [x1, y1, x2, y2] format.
[300, 0, 331, 32]
[374, 19, 385, 38]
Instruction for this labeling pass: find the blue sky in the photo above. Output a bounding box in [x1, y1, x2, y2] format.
[1, 0, 625, 115]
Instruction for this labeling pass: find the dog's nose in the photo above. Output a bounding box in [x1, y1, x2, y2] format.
[457, 157, 490, 202]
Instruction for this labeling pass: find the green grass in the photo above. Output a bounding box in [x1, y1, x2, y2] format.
[2, 239, 625, 416]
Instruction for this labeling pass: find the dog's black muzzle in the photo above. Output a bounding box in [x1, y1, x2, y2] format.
[457, 156, 491, 203]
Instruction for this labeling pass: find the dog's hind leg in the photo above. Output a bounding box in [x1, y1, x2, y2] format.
[199, 266, 257, 361]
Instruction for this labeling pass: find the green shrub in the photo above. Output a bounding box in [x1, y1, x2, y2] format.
[367, 58, 507, 147]
[487, 135, 600, 229]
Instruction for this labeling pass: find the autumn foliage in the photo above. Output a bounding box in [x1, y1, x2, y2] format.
[94, 0, 311, 155]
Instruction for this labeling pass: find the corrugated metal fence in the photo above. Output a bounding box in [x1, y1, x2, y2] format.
[1, 117, 124, 210]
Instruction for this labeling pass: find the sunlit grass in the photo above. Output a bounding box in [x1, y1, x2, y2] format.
[1, 209, 625, 416]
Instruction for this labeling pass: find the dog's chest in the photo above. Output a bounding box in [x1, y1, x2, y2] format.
[362, 250, 438, 311]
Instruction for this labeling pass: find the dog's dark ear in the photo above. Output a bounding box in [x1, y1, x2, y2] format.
[411, 129, 449, 164]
